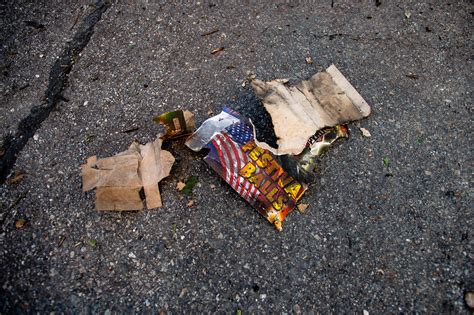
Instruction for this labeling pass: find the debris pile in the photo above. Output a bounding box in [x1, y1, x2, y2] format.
[184, 65, 371, 230]
[81, 110, 195, 211]
[81, 65, 371, 230]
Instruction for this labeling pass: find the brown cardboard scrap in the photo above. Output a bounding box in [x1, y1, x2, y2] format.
[154, 110, 195, 139]
[183, 110, 195, 131]
[251, 64, 371, 155]
[81, 152, 142, 192]
[297, 203, 309, 213]
[138, 138, 175, 209]
[95, 186, 143, 211]
[81, 135, 175, 211]
[138, 141, 163, 209]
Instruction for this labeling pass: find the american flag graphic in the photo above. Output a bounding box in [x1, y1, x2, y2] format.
[209, 122, 262, 206]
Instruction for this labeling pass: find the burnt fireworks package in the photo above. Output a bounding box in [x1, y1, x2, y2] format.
[186, 108, 306, 230]
[184, 66, 370, 231]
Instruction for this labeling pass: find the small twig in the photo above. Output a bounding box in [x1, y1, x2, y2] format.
[8, 191, 27, 211]
[70, 7, 82, 31]
[58, 236, 66, 247]
[201, 29, 219, 37]
[211, 47, 225, 55]
[122, 127, 139, 133]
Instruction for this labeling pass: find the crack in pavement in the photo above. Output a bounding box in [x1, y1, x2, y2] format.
[0, 0, 110, 183]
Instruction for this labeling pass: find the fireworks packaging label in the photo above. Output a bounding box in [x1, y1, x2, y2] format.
[186, 108, 306, 230]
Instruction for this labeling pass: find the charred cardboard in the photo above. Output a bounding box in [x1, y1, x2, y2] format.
[251, 64, 370, 155]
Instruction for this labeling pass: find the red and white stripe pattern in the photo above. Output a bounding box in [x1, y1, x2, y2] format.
[211, 132, 261, 205]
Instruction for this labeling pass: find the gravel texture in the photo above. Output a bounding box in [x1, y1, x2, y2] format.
[0, 0, 91, 144]
[1, 1, 472, 313]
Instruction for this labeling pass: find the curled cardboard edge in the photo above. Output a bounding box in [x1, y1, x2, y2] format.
[183, 110, 196, 131]
[251, 65, 371, 156]
[326, 65, 371, 117]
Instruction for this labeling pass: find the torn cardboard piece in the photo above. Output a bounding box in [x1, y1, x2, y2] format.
[81, 136, 175, 211]
[251, 64, 370, 155]
[154, 110, 195, 139]
[139, 140, 175, 209]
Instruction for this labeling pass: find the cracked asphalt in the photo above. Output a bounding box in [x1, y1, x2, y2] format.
[1, 0, 473, 313]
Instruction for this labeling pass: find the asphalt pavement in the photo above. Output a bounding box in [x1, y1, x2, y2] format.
[1, 0, 472, 313]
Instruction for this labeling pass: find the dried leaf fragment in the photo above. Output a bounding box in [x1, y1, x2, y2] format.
[15, 219, 27, 229]
[187, 200, 194, 207]
[201, 29, 219, 36]
[297, 203, 309, 213]
[211, 47, 225, 55]
[172, 223, 177, 235]
[84, 134, 95, 144]
[406, 73, 419, 80]
[179, 287, 188, 298]
[181, 176, 198, 195]
[176, 181, 186, 191]
[360, 127, 371, 137]
[7, 170, 25, 185]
